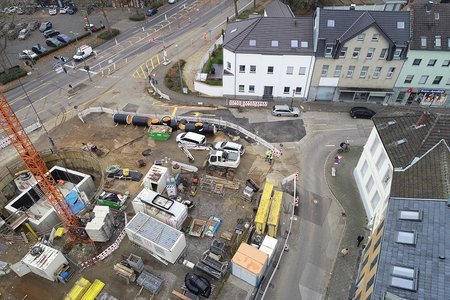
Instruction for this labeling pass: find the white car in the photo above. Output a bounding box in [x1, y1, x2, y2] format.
[214, 141, 245, 156]
[176, 132, 206, 147]
[19, 50, 38, 60]
[49, 7, 57, 15]
[59, 7, 68, 14]
[168, 0, 177, 3]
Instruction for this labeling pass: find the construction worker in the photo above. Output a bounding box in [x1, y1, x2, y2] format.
[265, 150, 273, 164]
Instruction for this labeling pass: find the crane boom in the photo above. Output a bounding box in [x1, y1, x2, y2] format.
[0, 92, 86, 241]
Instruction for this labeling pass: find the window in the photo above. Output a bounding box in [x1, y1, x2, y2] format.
[366, 176, 374, 192]
[334, 65, 342, 77]
[286, 66, 294, 75]
[396, 231, 416, 245]
[249, 85, 255, 93]
[435, 36, 441, 47]
[397, 21, 405, 29]
[271, 40, 278, 47]
[295, 87, 302, 94]
[371, 34, 379, 41]
[249, 39, 256, 46]
[321, 65, 329, 77]
[360, 66, 369, 78]
[238, 85, 244, 92]
[418, 75, 428, 84]
[239, 65, 245, 73]
[299, 67, 306, 75]
[366, 48, 375, 59]
[373, 67, 381, 79]
[433, 76, 442, 84]
[339, 47, 348, 58]
[399, 210, 422, 221]
[428, 59, 437, 66]
[226, 61, 231, 70]
[421, 37, 427, 47]
[352, 47, 361, 58]
[448, 38, 450, 48]
[327, 19, 335, 27]
[370, 138, 379, 154]
[267, 66, 274, 74]
[435, 12, 440, 20]
[361, 160, 368, 174]
[386, 67, 395, 79]
[376, 153, 385, 169]
[447, 78, 450, 85]
[325, 44, 333, 57]
[300, 41, 308, 48]
[379, 48, 387, 59]
[390, 266, 417, 291]
[412, 59, 421, 66]
[393, 48, 402, 59]
[442, 60, 450, 67]
[404, 75, 414, 84]
[357, 33, 365, 41]
[371, 192, 380, 208]
[291, 40, 298, 48]
[250, 65, 256, 73]
[347, 66, 355, 77]
[283, 86, 290, 94]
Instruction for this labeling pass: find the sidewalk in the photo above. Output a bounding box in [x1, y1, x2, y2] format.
[324, 146, 368, 300]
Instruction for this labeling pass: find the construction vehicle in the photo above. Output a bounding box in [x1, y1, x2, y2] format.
[207, 150, 240, 171]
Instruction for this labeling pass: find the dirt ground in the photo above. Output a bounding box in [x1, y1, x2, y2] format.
[1, 112, 271, 300]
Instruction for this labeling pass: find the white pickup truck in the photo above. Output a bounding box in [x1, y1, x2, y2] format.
[207, 150, 240, 170]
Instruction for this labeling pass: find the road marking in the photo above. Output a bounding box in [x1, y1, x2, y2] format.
[172, 107, 178, 115]
[325, 144, 336, 147]
[192, 112, 216, 117]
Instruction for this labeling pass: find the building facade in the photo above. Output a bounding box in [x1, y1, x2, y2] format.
[222, 17, 314, 100]
[390, 2, 450, 107]
[310, 8, 410, 102]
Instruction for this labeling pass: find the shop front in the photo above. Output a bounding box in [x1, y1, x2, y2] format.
[392, 88, 449, 107]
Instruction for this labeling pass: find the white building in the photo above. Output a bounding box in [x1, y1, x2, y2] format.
[222, 16, 314, 100]
[354, 112, 450, 228]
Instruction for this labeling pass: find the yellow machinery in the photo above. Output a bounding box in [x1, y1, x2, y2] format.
[80, 279, 105, 300]
[254, 182, 273, 235]
[267, 191, 283, 237]
[65, 277, 91, 300]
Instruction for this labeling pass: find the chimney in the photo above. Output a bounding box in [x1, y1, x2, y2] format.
[416, 111, 430, 126]
[350, 4, 356, 10]
[426, 1, 433, 12]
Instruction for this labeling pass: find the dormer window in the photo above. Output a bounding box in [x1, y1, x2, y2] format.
[249, 39, 256, 46]
[327, 19, 335, 27]
[271, 40, 279, 47]
[325, 44, 333, 57]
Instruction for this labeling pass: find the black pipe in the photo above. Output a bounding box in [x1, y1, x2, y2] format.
[132, 116, 150, 126]
[113, 114, 129, 125]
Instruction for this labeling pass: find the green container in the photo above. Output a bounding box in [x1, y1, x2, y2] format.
[96, 198, 122, 209]
[148, 131, 171, 141]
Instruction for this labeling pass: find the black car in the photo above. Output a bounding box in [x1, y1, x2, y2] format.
[350, 107, 376, 119]
[67, 5, 77, 14]
[46, 38, 64, 47]
[31, 44, 47, 54]
[56, 34, 73, 43]
[43, 29, 60, 38]
[146, 8, 158, 16]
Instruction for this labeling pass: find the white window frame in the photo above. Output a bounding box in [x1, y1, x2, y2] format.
[325, 44, 333, 57]
[286, 66, 294, 75]
[418, 75, 428, 84]
[435, 36, 442, 47]
[357, 33, 365, 41]
[249, 39, 256, 46]
[327, 19, 335, 27]
[404, 75, 414, 84]
[397, 21, 405, 29]
[334, 65, 342, 77]
[271, 40, 279, 47]
[359, 66, 369, 78]
[339, 47, 348, 58]
[393, 48, 402, 59]
[371, 34, 379, 41]
[321, 65, 329, 77]
[291, 40, 298, 48]
[379, 48, 387, 59]
[421, 37, 427, 47]
[346, 66, 355, 77]
[386, 67, 395, 79]
[300, 41, 308, 48]
[238, 85, 244, 92]
[250, 65, 256, 73]
[366, 48, 375, 59]
[352, 47, 361, 58]
[299, 67, 306, 75]
[283, 86, 290, 94]
[295, 87, 302, 94]
[373, 67, 381, 79]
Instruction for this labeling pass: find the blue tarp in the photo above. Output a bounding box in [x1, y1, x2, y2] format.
[66, 190, 85, 214]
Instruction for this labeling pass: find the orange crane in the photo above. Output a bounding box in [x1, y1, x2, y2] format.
[0, 92, 89, 244]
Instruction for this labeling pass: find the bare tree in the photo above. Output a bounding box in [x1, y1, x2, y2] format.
[79, 0, 113, 34]
[0, 12, 16, 73]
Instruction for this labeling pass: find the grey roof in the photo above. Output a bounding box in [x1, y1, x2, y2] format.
[372, 197, 450, 300]
[391, 140, 450, 199]
[410, 2, 450, 50]
[316, 8, 411, 46]
[223, 17, 314, 55]
[373, 112, 450, 168]
[264, 0, 294, 18]
[126, 212, 182, 250]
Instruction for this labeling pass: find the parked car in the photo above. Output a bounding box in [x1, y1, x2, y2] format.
[214, 141, 245, 156]
[84, 23, 105, 32]
[146, 8, 158, 16]
[349, 107, 376, 119]
[168, 0, 177, 3]
[39, 21, 52, 32]
[18, 28, 30, 40]
[56, 34, 73, 43]
[27, 20, 40, 31]
[48, 6, 57, 15]
[176, 132, 206, 147]
[59, 7, 68, 14]
[272, 105, 300, 117]
[31, 44, 47, 54]
[73, 45, 93, 61]
[43, 29, 60, 38]
[46, 38, 63, 47]
[67, 5, 77, 14]
[19, 50, 38, 60]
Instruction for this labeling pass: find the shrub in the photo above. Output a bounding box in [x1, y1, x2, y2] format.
[98, 28, 120, 40]
[0, 66, 28, 84]
[129, 14, 145, 21]
[164, 60, 188, 93]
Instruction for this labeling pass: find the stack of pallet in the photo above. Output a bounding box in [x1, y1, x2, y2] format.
[113, 263, 136, 282]
[204, 175, 240, 190]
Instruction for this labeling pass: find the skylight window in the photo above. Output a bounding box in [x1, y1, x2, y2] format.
[249, 39, 256, 46]
[396, 231, 416, 245]
[390, 266, 417, 291]
[271, 40, 279, 47]
[291, 40, 298, 48]
[300, 41, 308, 48]
[397, 21, 405, 29]
[231, 28, 237, 33]
[399, 210, 422, 221]
[327, 19, 335, 27]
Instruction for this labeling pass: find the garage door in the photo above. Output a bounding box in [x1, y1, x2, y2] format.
[316, 87, 335, 101]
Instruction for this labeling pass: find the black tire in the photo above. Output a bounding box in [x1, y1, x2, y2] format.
[293, 114, 298, 117]
[277, 114, 281, 117]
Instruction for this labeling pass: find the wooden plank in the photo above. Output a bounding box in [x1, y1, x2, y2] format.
[172, 290, 191, 300]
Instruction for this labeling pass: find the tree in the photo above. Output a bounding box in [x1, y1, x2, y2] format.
[0, 12, 16, 73]
[80, 0, 113, 34]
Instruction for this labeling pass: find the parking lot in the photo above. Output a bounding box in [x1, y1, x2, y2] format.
[3, 8, 129, 69]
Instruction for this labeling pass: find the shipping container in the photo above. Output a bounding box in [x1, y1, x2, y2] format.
[126, 212, 186, 264]
[231, 243, 268, 287]
[21, 243, 68, 281]
[65, 277, 91, 300]
[143, 165, 169, 194]
[259, 235, 278, 262]
[267, 191, 283, 237]
[254, 182, 274, 235]
[132, 188, 187, 230]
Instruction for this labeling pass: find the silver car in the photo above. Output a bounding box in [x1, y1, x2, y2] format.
[272, 105, 300, 117]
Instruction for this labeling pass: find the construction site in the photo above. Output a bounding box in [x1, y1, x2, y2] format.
[0, 94, 298, 300]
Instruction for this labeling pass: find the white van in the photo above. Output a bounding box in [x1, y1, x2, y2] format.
[176, 132, 206, 147]
[73, 45, 93, 61]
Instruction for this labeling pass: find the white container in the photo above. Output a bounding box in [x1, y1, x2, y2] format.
[21, 243, 68, 281]
[126, 212, 186, 264]
[143, 165, 169, 194]
[231, 243, 268, 287]
[259, 235, 278, 262]
[132, 188, 187, 230]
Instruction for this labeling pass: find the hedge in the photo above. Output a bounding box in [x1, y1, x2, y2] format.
[0, 66, 28, 84]
[98, 29, 120, 40]
[129, 14, 145, 21]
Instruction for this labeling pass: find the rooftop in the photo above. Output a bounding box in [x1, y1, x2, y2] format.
[372, 197, 450, 299]
[264, 0, 294, 18]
